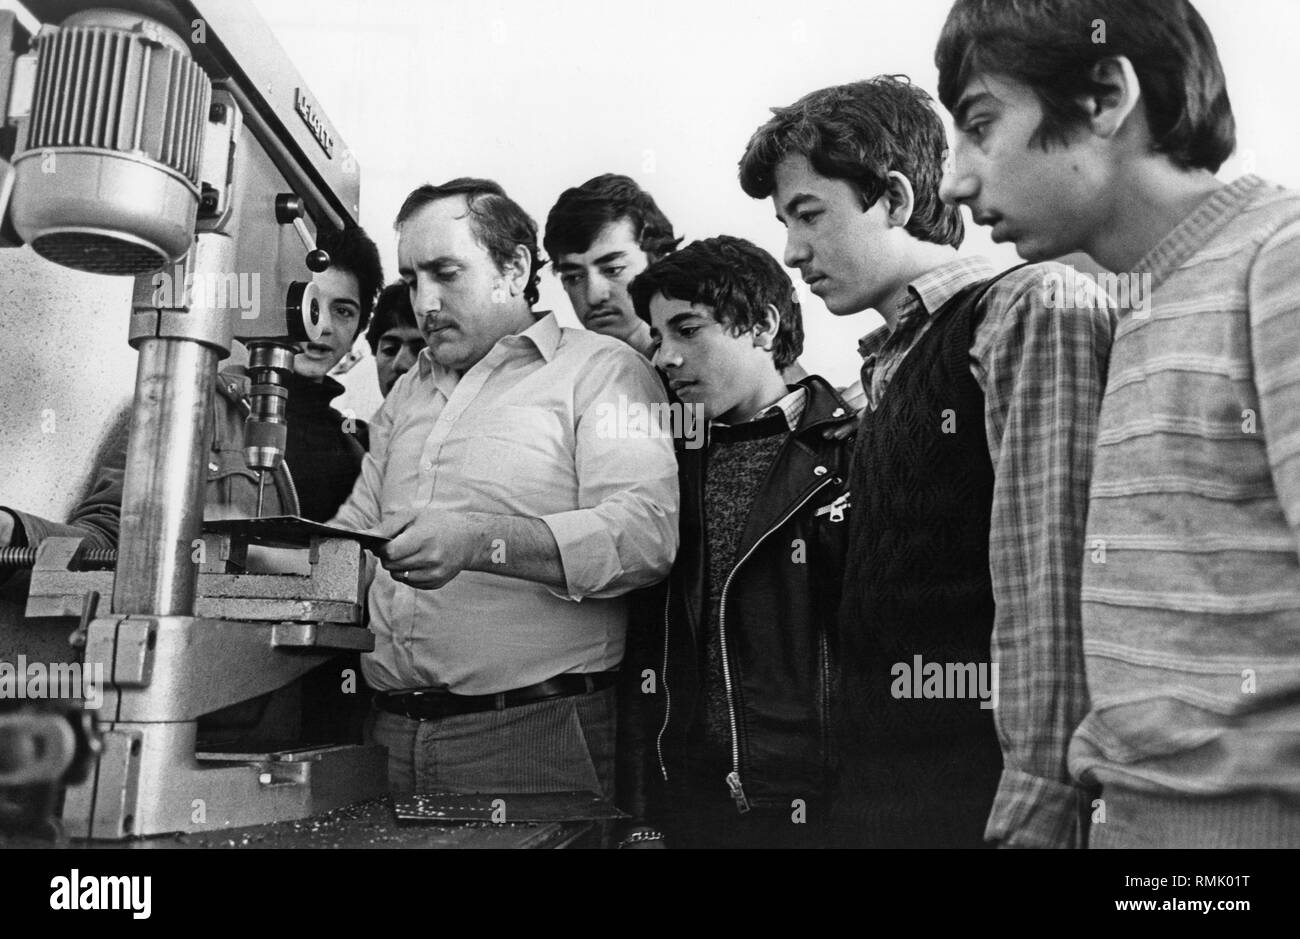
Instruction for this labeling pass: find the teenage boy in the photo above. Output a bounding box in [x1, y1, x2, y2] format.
[938, 0, 1300, 847]
[544, 174, 682, 359]
[739, 76, 1113, 847]
[366, 282, 426, 398]
[618, 235, 854, 849]
[545, 174, 858, 417]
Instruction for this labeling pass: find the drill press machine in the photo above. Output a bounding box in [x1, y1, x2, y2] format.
[0, 0, 387, 840]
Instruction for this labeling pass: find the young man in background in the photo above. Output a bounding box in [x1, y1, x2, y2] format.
[619, 235, 854, 848]
[938, 0, 1300, 847]
[740, 76, 1113, 847]
[544, 174, 681, 360]
[366, 282, 426, 398]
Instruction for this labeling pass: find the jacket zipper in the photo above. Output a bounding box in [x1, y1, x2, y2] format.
[717, 474, 837, 814]
[655, 581, 672, 782]
[820, 623, 832, 782]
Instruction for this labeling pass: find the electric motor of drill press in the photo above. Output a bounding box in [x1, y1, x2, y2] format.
[0, 0, 385, 840]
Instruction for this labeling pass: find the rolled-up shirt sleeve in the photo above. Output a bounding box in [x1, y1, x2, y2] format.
[541, 348, 679, 600]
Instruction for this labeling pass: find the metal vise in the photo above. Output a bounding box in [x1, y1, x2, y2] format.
[25, 522, 385, 840]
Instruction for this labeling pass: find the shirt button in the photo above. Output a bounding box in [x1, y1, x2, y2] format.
[831, 408, 845, 418]
[424, 460, 434, 471]
[814, 465, 828, 476]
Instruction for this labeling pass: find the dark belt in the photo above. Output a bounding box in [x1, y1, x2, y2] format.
[374, 671, 618, 721]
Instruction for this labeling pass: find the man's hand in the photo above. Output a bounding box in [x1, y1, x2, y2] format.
[372, 510, 568, 592]
[0, 510, 15, 548]
[376, 510, 481, 590]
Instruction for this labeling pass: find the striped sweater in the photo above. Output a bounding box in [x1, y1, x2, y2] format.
[1069, 176, 1300, 809]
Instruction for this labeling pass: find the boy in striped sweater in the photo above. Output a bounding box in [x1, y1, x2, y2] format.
[937, 0, 1300, 847]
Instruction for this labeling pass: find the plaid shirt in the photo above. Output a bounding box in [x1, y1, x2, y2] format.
[712, 385, 808, 433]
[859, 256, 1114, 848]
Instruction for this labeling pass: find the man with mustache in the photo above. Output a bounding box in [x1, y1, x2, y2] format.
[331, 177, 678, 798]
[544, 173, 855, 414]
[544, 174, 680, 360]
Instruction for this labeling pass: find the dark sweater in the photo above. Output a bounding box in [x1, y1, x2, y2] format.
[692, 413, 789, 778]
[833, 278, 1002, 848]
[283, 373, 366, 522]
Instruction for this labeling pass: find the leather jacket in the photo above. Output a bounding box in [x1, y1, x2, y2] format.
[620, 375, 856, 819]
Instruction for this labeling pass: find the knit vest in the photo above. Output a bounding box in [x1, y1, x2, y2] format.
[832, 277, 1004, 848]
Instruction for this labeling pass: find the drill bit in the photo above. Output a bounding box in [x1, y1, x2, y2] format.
[256, 470, 267, 518]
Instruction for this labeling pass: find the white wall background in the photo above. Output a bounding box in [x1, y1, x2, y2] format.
[243, 0, 1300, 418]
[2, 0, 1298, 524]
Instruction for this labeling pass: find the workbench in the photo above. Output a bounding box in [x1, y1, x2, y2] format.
[2, 798, 595, 849]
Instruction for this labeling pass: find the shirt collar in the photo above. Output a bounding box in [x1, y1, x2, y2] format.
[417, 310, 560, 382]
[713, 385, 807, 432]
[903, 255, 999, 319]
[762, 385, 808, 431]
[859, 255, 999, 354]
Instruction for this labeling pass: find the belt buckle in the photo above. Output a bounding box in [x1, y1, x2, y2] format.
[391, 690, 431, 721]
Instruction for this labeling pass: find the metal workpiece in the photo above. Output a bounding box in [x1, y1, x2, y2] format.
[113, 337, 218, 617]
